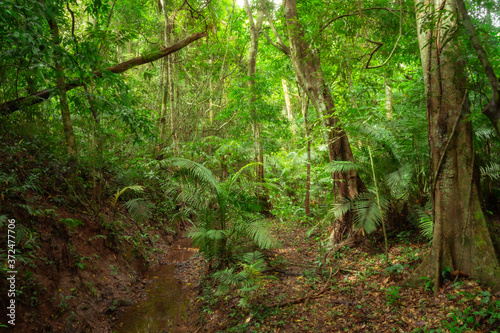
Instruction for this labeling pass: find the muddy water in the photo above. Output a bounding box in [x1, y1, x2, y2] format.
[116, 237, 197, 333]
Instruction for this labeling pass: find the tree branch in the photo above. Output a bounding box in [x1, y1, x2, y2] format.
[365, 5, 403, 69]
[258, 0, 290, 55]
[0, 31, 207, 116]
[311, 7, 397, 47]
[263, 30, 289, 55]
[456, 0, 500, 137]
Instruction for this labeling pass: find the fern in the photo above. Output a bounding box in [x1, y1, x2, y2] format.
[212, 251, 271, 308]
[480, 162, 500, 181]
[235, 219, 278, 250]
[320, 191, 389, 235]
[123, 198, 153, 223]
[386, 164, 413, 199]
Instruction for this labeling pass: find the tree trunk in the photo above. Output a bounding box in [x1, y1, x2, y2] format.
[345, 60, 359, 111]
[455, 0, 500, 139]
[282, 78, 295, 139]
[46, 6, 78, 175]
[301, 94, 311, 216]
[283, 0, 364, 242]
[384, 74, 393, 119]
[159, 1, 177, 149]
[406, 0, 499, 293]
[244, 0, 270, 215]
[159, 55, 168, 146]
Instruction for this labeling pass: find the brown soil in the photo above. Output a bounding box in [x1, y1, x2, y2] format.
[0, 202, 176, 332]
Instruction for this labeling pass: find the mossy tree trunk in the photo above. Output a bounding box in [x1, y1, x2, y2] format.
[406, 0, 500, 293]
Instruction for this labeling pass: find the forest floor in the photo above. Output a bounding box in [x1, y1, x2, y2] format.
[181, 221, 500, 332]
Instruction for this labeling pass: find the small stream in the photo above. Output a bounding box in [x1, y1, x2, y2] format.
[115, 237, 197, 333]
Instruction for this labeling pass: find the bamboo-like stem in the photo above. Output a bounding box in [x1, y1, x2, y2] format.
[368, 147, 389, 266]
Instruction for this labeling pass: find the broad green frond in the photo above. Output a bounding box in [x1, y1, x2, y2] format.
[177, 188, 210, 211]
[307, 199, 352, 237]
[188, 227, 210, 248]
[418, 215, 434, 241]
[480, 162, 500, 181]
[158, 157, 219, 193]
[242, 251, 266, 265]
[123, 198, 153, 223]
[242, 251, 261, 263]
[324, 161, 359, 174]
[238, 219, 279, 249]
[386, 164, 413, 199]
[331, 197, 354, 220]
[353, 192, 390, 234]
[111, 185, 144, 207]
[413, 204, 433, 240]
[206, 229, 228, 240]
[229, 162, 263, 190]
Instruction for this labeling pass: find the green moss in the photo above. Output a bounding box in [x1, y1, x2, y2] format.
[475, 234, 487, 248]
[473, 210, 484, 221]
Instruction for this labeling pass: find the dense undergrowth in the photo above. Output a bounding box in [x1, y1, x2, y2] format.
[1, 103, 499, 331]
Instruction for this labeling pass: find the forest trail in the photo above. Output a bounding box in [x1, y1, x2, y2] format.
[114, 236, 198, 332]
[197, 221, 500, 332]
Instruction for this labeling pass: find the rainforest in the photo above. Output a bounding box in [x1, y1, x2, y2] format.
[0, 0, 500, 332]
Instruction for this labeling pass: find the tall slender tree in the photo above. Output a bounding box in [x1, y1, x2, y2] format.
[44, 2, 78, 175]
[244, 0, 269, 214]
[281, 0, 365, 242]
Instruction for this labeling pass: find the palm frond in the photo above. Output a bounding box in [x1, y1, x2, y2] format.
[331, 196, 354, 220]
[306, 198, 352, 237]
[188, 227, 210, 249]
[237, 219, 279, 249]
[228, 162, 263, 190]
[386, 164, 413, 199]
[242, 251, 265, 264]
[111, 185, 144, 207]
[414, 203, 433, 240]
[206, 229, 228, 240]
[123, 198, 154, 223]
[242, 251, 267, 272]
[158, 157, 219, 193]
[352, 192, 389, 234]
[324, 161, 359, 174]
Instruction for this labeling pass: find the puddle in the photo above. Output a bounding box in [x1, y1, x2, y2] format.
[116, 237, 196, 333]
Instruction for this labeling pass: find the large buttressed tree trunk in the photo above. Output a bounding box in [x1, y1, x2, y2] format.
[407, 0, 499, 292]
[283, 0, 364, 242]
